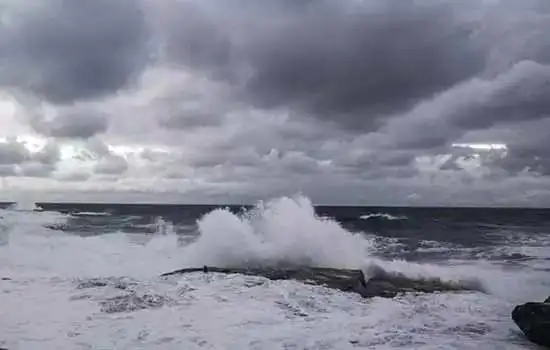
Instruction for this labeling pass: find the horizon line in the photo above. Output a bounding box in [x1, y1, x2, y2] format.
[0, 201, 543, 210]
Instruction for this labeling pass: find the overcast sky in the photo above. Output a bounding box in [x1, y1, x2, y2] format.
[0, 0, 549, 206]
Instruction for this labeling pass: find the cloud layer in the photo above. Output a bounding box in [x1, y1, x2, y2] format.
[0, 0, 549, 206]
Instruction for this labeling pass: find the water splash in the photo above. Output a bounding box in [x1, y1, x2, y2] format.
[180, 195, 373, 269]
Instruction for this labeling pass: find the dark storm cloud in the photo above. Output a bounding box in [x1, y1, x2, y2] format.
[157, 105, 223, 129]
[450, 61, 550, 130]
[30, 110, 109, 139]
[2, 0, 550, 205]
[0, 0, 150, 104]
[150, 0, 550, 140]
[379, 59, 550, 154]
[480, 0, 550, 70]
[155, 0, 486, 131]
[158, 1, 234, 78]
[242, 3, 485, 129]
[0, 140, 29, 165]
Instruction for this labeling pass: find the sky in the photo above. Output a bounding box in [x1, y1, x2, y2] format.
[0, 0, 549, 206]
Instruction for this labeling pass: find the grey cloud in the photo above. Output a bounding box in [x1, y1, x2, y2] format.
[32, 141, 61, 166]
[382, 60, 550, 151]
[131, 67, 234, 131]
[1, 0, 550, 206]
[56, 172, 92, 182]
[456, 118, 550, 176]
[0, 140, 30, 165]
[0, 139, 62, 176]
[30, 109, 109, 139]
[84, 138, 112, 158]
[242, 2, 485, 129]
[328, 147, 417, 178]
[157, 106, 223, 129]
[0, 165, 17, 177]
[18, 162, 56, 178]
[154, 0, 486, 131]
[273, 151, 321, 175]
[0, 0, 150, 104]
[480, 0, 550, 71]
[139, 149, 173, 163]
[157, 1, 234, 78]
[94, 155, 128, 175]
[370, 60, 550, 179]
[77, 137, 129, 175]
[451, 61, 550, 130]
[151, 0, 550, 141]
[72, 150, 97, 162]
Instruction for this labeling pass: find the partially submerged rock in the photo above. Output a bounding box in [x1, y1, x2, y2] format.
[161, 265, 484, 299]
[512, 296, 550, 348]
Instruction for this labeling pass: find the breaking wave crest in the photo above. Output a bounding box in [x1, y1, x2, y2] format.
[179, 195, 485, 290]
[180, 195, 373, 269]
[360, 213, 408, 221]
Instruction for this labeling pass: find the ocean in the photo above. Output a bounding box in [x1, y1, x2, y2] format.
[0, 195, 549, 349]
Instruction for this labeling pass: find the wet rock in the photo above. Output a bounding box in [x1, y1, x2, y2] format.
[512, 297, 550, 348]
[161, 265, 484, 299]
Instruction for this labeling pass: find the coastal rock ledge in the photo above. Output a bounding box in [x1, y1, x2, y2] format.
[512, 296, 550, 348]
[161, 265, 485, 299]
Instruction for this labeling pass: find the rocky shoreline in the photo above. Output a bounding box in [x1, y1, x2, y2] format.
[163, 266, 550, 348]
[6, 266, 549, 348]
[160, 265, 486, 299]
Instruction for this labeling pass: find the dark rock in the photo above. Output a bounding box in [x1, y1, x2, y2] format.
[545, 296, 550, 303]
[161, 265, 484, 299]
[512, 301, 550, 348]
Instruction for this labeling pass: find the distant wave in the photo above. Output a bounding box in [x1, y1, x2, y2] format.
[359, 213, 408, 221]
[70, 212, 112, 217]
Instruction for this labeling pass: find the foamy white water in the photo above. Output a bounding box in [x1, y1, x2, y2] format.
[0, 196, 548, 349]
[360, 213, 408, 221]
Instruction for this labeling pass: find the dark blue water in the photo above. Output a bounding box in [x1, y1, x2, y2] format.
[31, 203, 550, 266]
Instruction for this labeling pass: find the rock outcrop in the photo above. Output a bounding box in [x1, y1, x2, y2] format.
[512, 296, 550, 348]
[161, 265, 484, 299]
